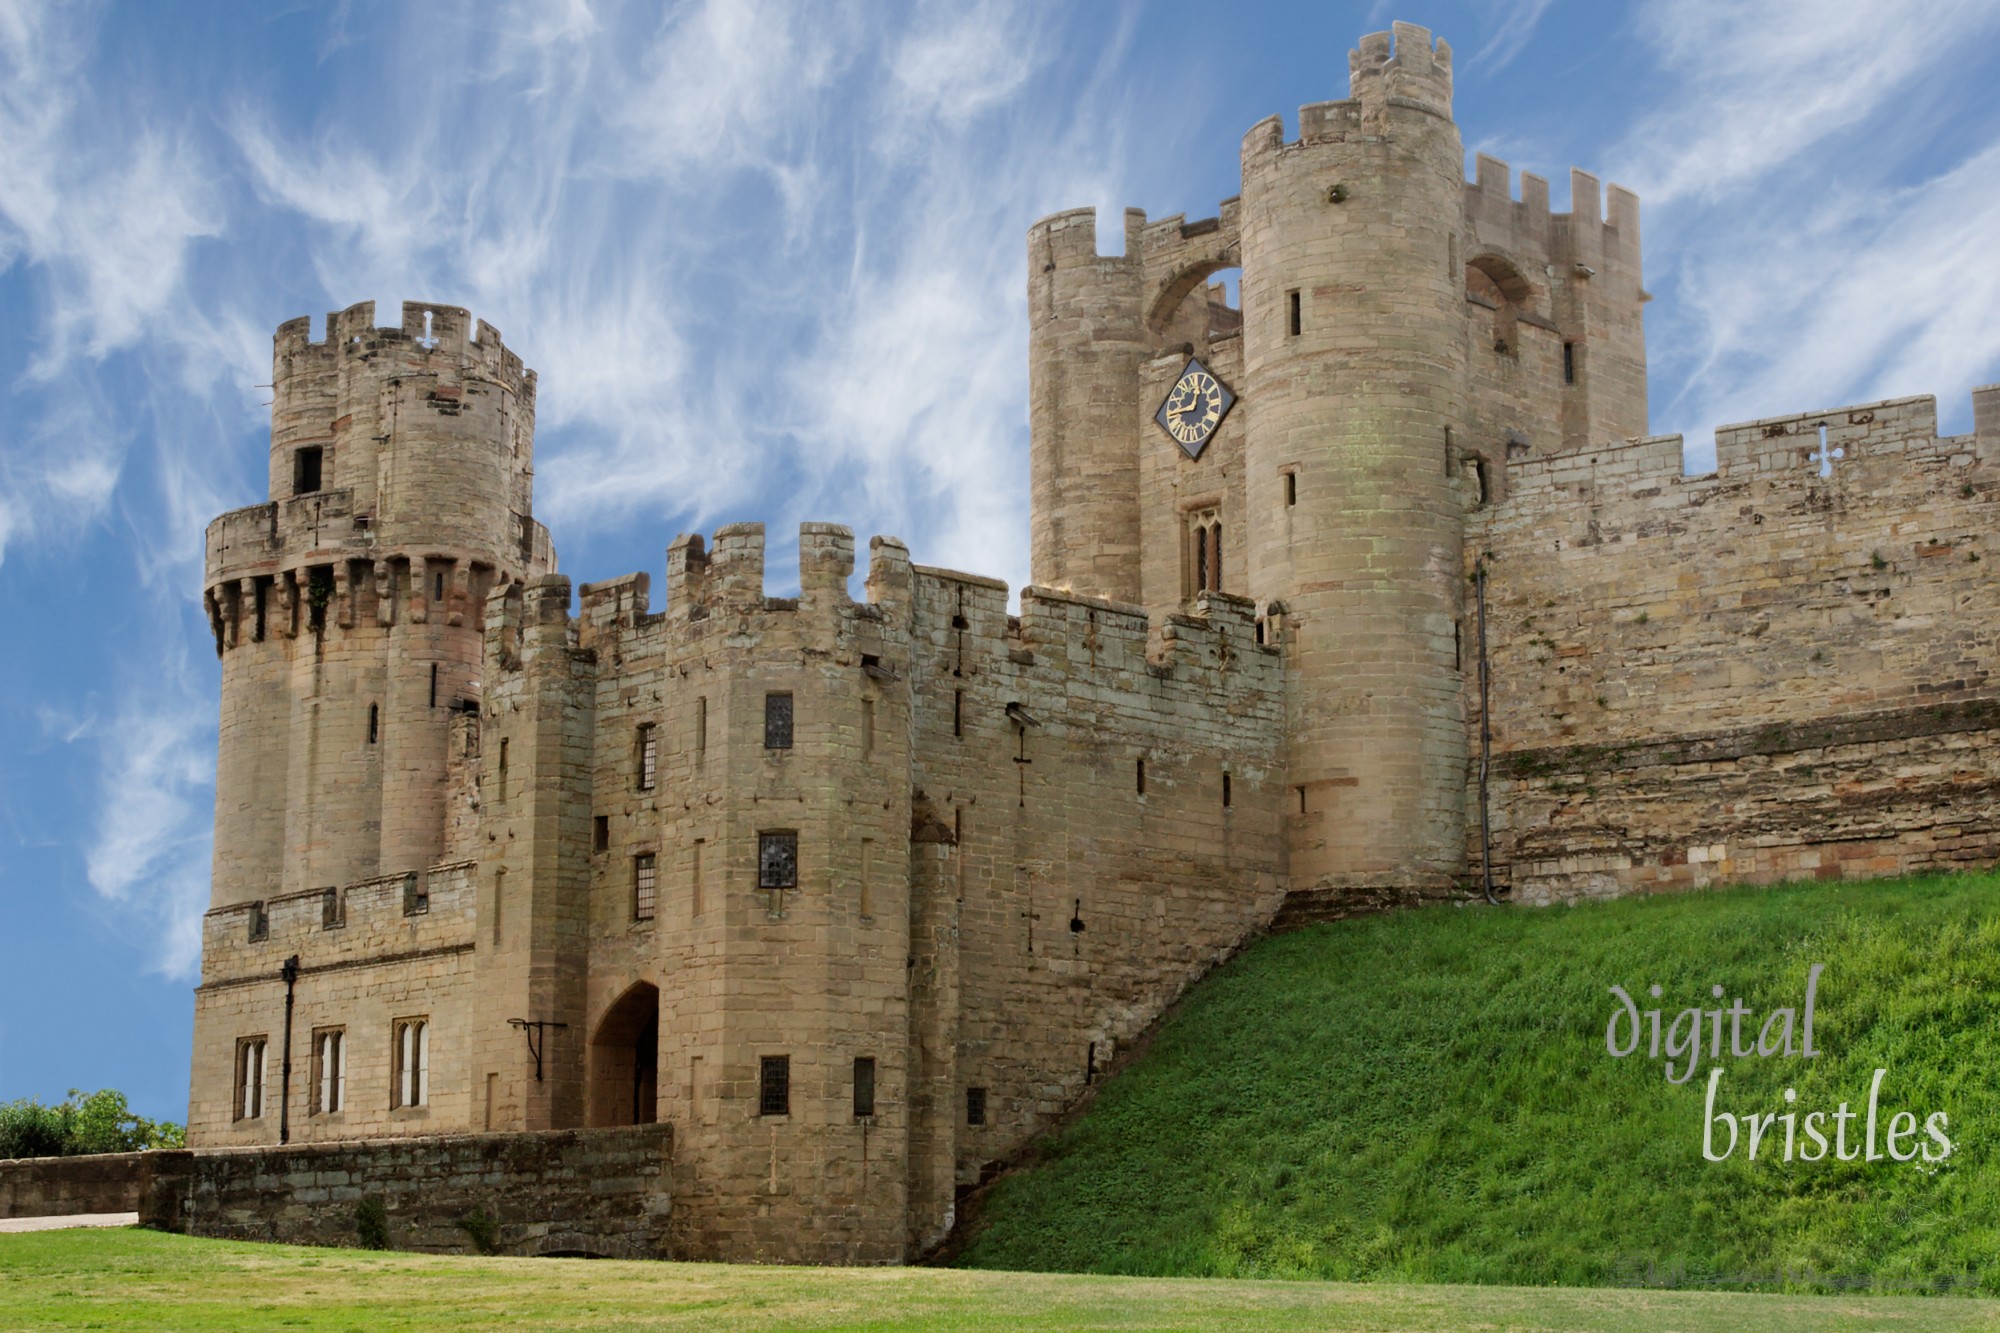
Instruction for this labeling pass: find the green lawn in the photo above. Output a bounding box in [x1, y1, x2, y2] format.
[1, 1228, 1997, 1332]
[957, 871, 2000, 1293]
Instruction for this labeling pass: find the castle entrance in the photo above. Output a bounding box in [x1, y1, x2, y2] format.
[590, 982, 659, 1126]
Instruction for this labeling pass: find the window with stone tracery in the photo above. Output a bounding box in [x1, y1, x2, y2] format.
[1184, 507, 1223, 600]
[234, 1036, 268, 1121]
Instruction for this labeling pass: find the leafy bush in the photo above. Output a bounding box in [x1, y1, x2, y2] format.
[355, 1195, 391, 1250]
[0, 1090, 185, 1160]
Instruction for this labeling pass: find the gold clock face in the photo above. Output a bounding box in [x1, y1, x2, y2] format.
[1154, 358, 1236, 459]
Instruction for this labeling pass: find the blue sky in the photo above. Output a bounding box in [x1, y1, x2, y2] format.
[3, 0, 1998, 1123]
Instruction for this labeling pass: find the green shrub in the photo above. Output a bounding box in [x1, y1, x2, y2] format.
[355, 1196, 390, 1250]
[456, 1205, 501, 1255]
[0, 1100, 70, 1161]
[0, 1090, 185, 1160]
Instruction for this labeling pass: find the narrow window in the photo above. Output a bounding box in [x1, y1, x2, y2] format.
[252, 580, 267, 642]
[497, 737, 509, 802]
[429, 663, 438, 708]
[322, 887, 345, 929]
[1186, 508, 1222, 599]
[1455, 621, 1462, 671]
[636, 723, 658, 791]
[1472, 459, 1489, 508]
[759, 831, 799, 890]
[234, 1037, 269, 1121]
[433, 570, 446, 603]
[247, 902, 269, 942]
[1444, 425, 1454, 477]
[966, 1086, 987, 1127]
[691, 839, 705, 918]
[307, 566, 332, 635]
[1285, 471, 1297, 507]
[492, 868, 505, 946]
[1255, 619, 1266, 646]
[953, 688, 964, 739]
[484, 1073, 497, 1131]
[633, 852, 657, 921]
[861, 697, 876, 757]
[859, 837, 875, 919]
[394, 1018, 430, 1109]
[593, 815, 609, 853]
[853, 1057, 876, 1118]
[1135, 758, 1146, 795]
[1296, 785, 1308, 815]
[312, 1029, 346, 1116]
[1222, 772, 1233, 809]
[1563, 341, 1577, 385]
[764, 692, 794, 749]
[402, 872, 427, 916]
[1287, 289, 1301, 337]
[694, 697, 708, 762]
[293, 446, 323, 495]
[759, 1055, 790, 1116]
[367, 703, 379, 744]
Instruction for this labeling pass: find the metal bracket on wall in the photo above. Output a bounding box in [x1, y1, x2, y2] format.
[507, 1018, 569, 1082]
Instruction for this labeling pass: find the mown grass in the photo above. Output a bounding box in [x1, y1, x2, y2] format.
[2, 1228, 1998, 1332]
[957, 870, 2000, 1293]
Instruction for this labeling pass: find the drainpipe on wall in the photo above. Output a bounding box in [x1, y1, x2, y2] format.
[278, 954, 300, 1145]
[1475, 566, 1497, 905]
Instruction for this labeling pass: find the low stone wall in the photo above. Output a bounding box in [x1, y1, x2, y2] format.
[0, 1150, 163, 1218]
[148, 1125, 673, 1258]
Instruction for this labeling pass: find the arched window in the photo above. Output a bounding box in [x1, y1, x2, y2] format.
[1465, 255, 1534, 355]
[1185, 507, 1222, 599]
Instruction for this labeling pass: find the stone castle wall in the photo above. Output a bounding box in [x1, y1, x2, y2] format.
[465, 523, 1284, 1263]
[190, 861, 479, 1144]
[1471, 390, 2000, 901]
[3, 1126, 672, 1259]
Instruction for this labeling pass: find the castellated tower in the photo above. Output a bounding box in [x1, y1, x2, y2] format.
[202, 301, 550, 912]
[1026, 22, 1649, 904]
[1026, 210, 1148, 600]
[1239, 25, 1471, 894]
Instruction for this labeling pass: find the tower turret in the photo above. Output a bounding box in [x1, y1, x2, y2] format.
[203, 301, 553, 911]
[1027, 207, 1148, 601]
[1239, 24, 1470, 894]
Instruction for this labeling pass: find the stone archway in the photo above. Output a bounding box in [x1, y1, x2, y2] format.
[589, 981, 659, 1127]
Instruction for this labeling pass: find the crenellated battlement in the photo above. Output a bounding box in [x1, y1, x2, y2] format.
[1483, 391, 1995, 517]
[1350, 22, 1452, 120]
[1463, 153, 1640, 275]
[198, 860, 477, 989]
[274, 300, 534, 398]
[503, 521, 1279, 710]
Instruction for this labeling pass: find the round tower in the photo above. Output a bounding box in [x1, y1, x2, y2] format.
[1026, 207, 1147, 601]
[204, 300, 552, 909]
[1239, 24, 1469, 894]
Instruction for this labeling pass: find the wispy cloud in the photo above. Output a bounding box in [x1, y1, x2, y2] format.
[79, 651, 216, 979]
[1472, 0, 1559, 74]
[0, 0, 228, 568]
[1616, 0, 2000, 206]
[1610, 0, 2000, 469]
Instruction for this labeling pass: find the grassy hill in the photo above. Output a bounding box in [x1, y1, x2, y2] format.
[955, 871, 2000, 1294]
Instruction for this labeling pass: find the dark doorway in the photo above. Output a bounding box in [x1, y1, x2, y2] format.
[590, 981, 659, 1127]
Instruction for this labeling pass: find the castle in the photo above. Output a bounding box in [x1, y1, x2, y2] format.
[187, 23, 2000, 1262]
